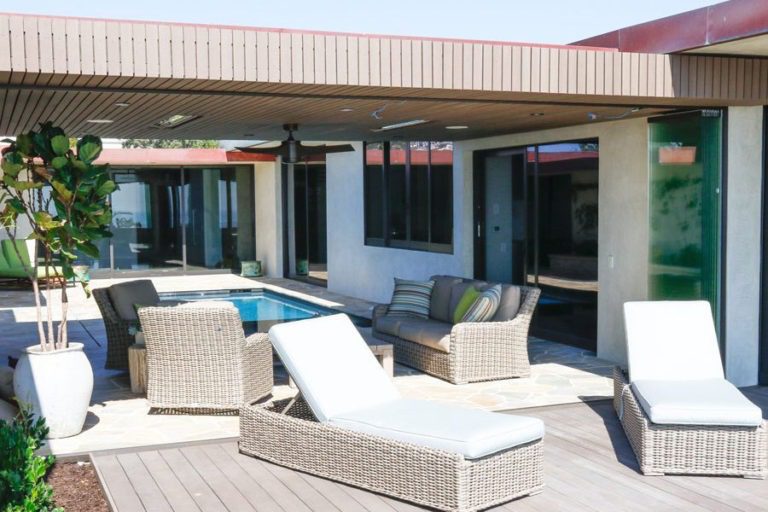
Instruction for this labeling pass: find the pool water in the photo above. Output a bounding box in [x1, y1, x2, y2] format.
[159, 289, 370, 333]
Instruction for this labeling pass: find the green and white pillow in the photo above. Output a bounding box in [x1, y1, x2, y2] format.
[388, 278, 435, 319]
[461, 284, 503, 323]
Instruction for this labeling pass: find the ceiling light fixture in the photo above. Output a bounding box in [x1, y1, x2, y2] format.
[530, 112, 545, 117]
[86, 119, 113, 124]
[372, 119, 428, 132]
[152, 114, 200, 129]
[340, 107, 355, 112]
[588, 107, 642, 121]
[114, 102, 131, 108]
[446, 125, 468, 130]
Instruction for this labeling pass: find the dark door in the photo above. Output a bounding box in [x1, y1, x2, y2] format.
[474, 141, 599, 351]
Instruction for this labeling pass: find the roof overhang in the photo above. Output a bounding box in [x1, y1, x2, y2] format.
[1, 13, 766, 141]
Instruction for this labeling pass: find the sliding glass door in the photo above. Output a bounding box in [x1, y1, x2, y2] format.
[648, 111, 723, 326]
[474, 140, 599, 350]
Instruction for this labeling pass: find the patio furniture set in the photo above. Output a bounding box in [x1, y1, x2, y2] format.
[92, 276, 767, 511]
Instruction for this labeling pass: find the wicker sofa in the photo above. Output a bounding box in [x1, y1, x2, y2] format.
[139, 302, 273, 413]
[372, 275, 540, 384]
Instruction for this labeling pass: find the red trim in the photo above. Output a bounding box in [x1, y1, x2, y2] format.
[573, 0, 768, 54]
[1, 11, 614, 52]
[96, 148, 275, 165]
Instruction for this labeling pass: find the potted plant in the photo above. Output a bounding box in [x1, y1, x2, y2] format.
[0, 122, 115, 438]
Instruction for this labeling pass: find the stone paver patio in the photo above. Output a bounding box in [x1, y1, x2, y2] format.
[0, 274, 613, 455]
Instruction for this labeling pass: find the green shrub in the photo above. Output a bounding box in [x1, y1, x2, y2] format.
[0, 407, 62, 512]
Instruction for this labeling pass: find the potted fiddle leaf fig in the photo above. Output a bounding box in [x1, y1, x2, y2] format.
[0, 122, 115, 438]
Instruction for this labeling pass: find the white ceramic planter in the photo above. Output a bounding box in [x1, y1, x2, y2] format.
[13, 342, 94, 438]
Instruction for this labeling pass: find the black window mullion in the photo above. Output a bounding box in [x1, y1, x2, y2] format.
[383, 142, 390, 245]
[427, 142, 433, 245]
[405, 142, 412, 243]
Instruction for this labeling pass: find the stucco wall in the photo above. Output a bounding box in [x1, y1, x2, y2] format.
[325, 143, 467, 304]
[254, 161, 283, 277]
[724, 106, 764, 386]
[324, 120, 650, 364]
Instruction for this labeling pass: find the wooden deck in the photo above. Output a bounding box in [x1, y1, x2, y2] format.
[92, 388, 768, 512]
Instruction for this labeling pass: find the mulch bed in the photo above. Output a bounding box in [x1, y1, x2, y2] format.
[47, 461, 110, 512]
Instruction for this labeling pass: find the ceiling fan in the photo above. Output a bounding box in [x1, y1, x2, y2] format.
[236, 124, 354, 164]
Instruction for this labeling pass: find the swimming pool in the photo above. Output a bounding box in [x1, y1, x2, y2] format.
[159, 288, 370, 333]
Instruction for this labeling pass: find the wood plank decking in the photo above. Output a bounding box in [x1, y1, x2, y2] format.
[92, 388, 768, 512]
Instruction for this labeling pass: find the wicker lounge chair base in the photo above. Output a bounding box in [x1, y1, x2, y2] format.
[614, 367, 767, 479]
[240, 397, 544, 512]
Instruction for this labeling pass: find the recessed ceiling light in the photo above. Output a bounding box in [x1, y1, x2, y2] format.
[340, 108, 355, 112]
[114, 102, 131, 108]
[152, 114, 200, 129]
[86, 119, 113, 124]
[530, 112, 545, 117]
[446, 125, 468, 130]
[372, 119, 428, 132]
[243, 133, 255, 137]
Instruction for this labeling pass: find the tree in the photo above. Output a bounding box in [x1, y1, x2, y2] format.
[121, 139, 220, 149]
[1, 123, 114, 351]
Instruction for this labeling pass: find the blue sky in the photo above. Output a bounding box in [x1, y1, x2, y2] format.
[12, 0, 716, 45]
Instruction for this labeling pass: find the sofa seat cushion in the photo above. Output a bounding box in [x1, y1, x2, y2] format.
[108, 280, 160, 321]
[375, 315, 406, 337]
[631, 379, 763, 427]
[329, 399, 544, 459]
[398, 319, 453, 353]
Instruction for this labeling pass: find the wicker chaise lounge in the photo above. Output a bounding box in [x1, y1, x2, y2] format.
[615, 301, 767, 478]
[138, 302, 273, 413]
[240, 314, 545, 512]
[373, 276, 540, 384]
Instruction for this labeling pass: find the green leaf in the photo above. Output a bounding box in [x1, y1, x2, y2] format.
[51, 180, 73, 203]
[76, 135, 103, 164]
[15, 133, 34, 156]
[32, 211, 61, 230]
[1, 151, 25, 177]
[50, 156, 69, 171]
[7, 197, 25, 213]
[95, 179, 116, 197]
[13, 180, 44, 191]
[76, 240, 100, 258]
[50, 134, 69, 156]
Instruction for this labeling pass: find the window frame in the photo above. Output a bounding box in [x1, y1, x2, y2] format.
[363, 141, 453, 254]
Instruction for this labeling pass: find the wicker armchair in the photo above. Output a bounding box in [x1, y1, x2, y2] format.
[93, 287, 135, 370]
[138, 304, 273, 413]
[373, 285, 540, 384]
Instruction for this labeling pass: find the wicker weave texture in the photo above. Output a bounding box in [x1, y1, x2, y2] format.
[93, 287, 135, 370]
[240, 398, 543, 511]
[138, 306, 273, 412]
[614, 367, 767, 478]
[373, 286, 540, 384]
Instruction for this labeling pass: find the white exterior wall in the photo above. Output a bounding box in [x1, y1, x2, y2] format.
[323, 120, 650, 364]
[254, 161, 283, 277]
[325, 143, 468, 304]
[724, 106, 764, 386]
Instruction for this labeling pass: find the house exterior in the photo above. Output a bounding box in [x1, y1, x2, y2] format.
[1, 0, 767, 385]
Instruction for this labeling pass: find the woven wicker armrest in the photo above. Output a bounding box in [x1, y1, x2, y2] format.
[242, 332, 274, 404]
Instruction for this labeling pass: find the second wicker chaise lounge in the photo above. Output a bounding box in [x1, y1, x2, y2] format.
[240, 314, 545, 512]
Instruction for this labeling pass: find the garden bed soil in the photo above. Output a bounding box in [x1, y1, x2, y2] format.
[47, 461, 110, 512]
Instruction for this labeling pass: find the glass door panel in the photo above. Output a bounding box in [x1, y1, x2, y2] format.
[111, 169, 183, 270]
[649, 112, 722, 324]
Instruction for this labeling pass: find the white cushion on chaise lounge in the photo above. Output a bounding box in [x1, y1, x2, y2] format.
[623, 301, 763, 427]
[269, 314, 544, 459]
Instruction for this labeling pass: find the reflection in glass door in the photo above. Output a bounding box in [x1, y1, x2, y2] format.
[475, 141, 599, 350]
[293, 162, 328, 282]
[111, 169, 184, 270]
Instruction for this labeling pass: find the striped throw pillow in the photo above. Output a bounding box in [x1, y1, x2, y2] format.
[461, 284, 503, 323]
[388, 278, 435, 319]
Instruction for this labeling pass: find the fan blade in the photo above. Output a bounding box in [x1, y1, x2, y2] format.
[296, 143, 355, 157]
[235, 144, 286, 156]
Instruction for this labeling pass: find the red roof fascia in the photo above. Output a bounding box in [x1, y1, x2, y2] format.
[95, 148, 275, 165]
[573, 0, 768, 54]
[365, 148, 454, 166]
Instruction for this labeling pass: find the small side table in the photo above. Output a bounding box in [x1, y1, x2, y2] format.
[128, 343, 147, 394]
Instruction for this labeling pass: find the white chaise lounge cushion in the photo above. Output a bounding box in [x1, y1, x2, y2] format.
[329, 399, 544, 459]
[631, 379, 763, 427]
[623, 301, 724, 382]
[269, 314, 400, 422]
